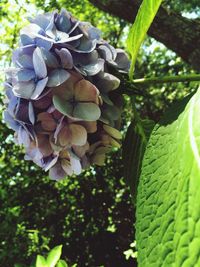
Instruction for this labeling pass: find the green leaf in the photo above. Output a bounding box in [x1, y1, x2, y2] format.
[36, 255, 47, 267]
[46, 245, 63, 267]
[127, 0, 162, 79]
[56, 259, 68, 267]
[123, 119, 154, 199]
[47, 245, 62, 267]
[136, 89, 200, 266]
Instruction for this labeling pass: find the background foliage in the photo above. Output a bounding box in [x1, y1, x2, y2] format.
[0, 0, 198, 266]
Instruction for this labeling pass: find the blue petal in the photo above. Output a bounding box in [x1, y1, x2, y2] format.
[28, 101, 35, 124]
[13, 80, 35, 99]
[55, 48, 73, 69]
[33, 47, 47, 79]
[20, 34, 35, 46]
[56, 10, 71, 33]
[16, 54, 33, 69]
[41, 48, 59, 68]
[3, 111, 19, 131]
[17, 69, 36, 82]
[35, 37, 53, 51]
[31, 77, 48, 99]
[47, 69, 70, 87]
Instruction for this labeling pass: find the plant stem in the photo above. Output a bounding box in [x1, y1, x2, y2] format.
[132, 74, 200, 85]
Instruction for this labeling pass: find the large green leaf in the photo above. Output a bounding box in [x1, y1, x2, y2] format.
[136, 88, 200, 266]
[46, 245, 62, 267]
[127, 0, 162, 79]
[123, 119, 154, 200]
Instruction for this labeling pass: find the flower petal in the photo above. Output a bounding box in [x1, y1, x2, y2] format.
[33, 47, 47, 79]
[96, 73, 120, 92]
[73, 102, 101, 121]
[69, 124, 87, 146]
[61, 159, 73, 175]
[49, 162, 66, 180]
[28, 101, 35, 124]
[74, 79, 99, 103]
[103, 124, 122, 139]
[37, 112, 57, 131]
[37, 134, 53, 157]
[70, 156, 82, 175]
[75, 58, 104, 76]
[31, 77, 48, 100]
[17, 69, 35, 82]
[58, 126, 71, 147]
[53, 95, 73, 117]
[13, 81, 35, 99]
[47, 69, 70, 87]
[55, 48, 73, 69]
[40, 48, 59, 68]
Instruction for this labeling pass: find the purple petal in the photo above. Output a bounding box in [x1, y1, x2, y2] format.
[49, 162, 66, 180]
[18, 126, 30, 147]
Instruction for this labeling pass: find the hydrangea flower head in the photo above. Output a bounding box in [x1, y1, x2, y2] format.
[3, 9, 130, 180]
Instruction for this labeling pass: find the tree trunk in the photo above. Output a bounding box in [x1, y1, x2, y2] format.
[89, 0, 200, 72]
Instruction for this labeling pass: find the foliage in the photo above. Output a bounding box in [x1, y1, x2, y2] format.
[127, 0, 162, 79]
[125, 0, 200, 266]
[136, 88, 200, 266]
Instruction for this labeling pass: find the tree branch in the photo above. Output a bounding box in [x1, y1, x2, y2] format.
[89, 0, 200, 72]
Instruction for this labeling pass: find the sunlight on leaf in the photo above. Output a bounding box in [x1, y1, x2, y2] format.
[127, 0, 162, 79]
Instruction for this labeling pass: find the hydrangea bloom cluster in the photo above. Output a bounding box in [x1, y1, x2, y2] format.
[3, 9, 129, 180]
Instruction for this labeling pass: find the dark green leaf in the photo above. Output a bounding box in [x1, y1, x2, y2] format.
[123, 119, 154, 200]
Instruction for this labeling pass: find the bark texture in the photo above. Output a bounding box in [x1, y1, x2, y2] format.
[89, 0, 200, 71]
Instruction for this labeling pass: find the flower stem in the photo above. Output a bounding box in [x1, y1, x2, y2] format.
[132, 74, 200, 85]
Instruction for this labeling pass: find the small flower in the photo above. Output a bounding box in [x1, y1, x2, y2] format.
[12, 47, 48, 99]
[53, 72, 101, 121]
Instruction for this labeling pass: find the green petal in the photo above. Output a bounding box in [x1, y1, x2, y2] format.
[73, 103, 101, 121]
[53, 95, 73, 117]
[103, 124, 122, 140]
[47, 69, 70, 87]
